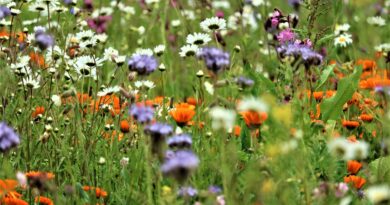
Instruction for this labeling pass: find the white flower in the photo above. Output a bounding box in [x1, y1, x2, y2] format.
[11, 56, 30, 70]
[134, 80, 155, 89]
[21, 75, 41, 89]
[114, 56, 126, 65]
[334, 33, 353, 47]
[51, 95, 62, 106]
[95, 33, 108, 43]
[79, 38, 98, 50]
[334, 23, 350, 35]
[135, 48, 153, 56]
[367, 16, 386, 27]
[251, 0, 265, 6]
[71, 56, 103, 79]
[97, 86, 121, 96]
[204, 81, 214, 95]
[181, 10, 195, 20]
[153, 45, 166, 56]
[375, 43, 390, 52]
[137, 26, 145, 35]
[366, 185, 390, 205]
[103, 47, 119, 61]
[179, 44, 199, 57]
[145, 0, 160, 4]
[237, 96, 269, 112]
[186, 33, 211, 45]
[75, 30, 95, 41]
[200, 17, 226, 32]
[209, 107, 236, 131]
[98, 157, 106, 164]
[327, 138, 369, 160]
[16, 171, 27, 187]
[92, 7, 113, 18]
[212, 1, 231, 9]
[120, 157, 129, 167]
[171, 19, 181, 27]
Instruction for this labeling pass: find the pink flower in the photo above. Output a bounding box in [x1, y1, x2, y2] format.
[277, 29, 295, 44]
[87, 16, 112, 33]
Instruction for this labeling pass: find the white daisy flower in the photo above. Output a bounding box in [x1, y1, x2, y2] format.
[334, 33, 353, 47]
[209, 106, 236, 132]
[212, 1, 231, 9]
[327, 138, 369, 160]
[97, 86, 121, 96]
[171, 19, 181, 27]
[179, 44, 199, 57]
[28, 2, 47, 12]
[366, 185, 390, 205]
[92, 7, 113, 18]
[153, 45, 166, 56]
[186, 33, 211, 45]
[200, 17, 227, 32]
[367, 16, 386, 27]
[51, 95, 62, 106]
[251, 0, 265, 6]
[134, 80, 155, 89]
[334, 23, 350, 35]
[237, 96, 269, 112]
[145, 0, 160, 4]
[95, 34, 108, 43]
[75, 30, 95, 42]
[0, 19, 11, 26]
[103, 47, 119, 62]
[79, 38, 98, 50]
[113, 56, 126, 65]
[135, 48, 153, 56]
[21, 75, 41, 89]
[11, 56, 30, 70]
[375, 43, 390, 52]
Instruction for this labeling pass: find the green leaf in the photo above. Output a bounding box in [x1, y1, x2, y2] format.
[316, 65, 335, 90]
[369, 156, 390, 183]
[317, 34, 336, 45]
[320, 67, 362, 122]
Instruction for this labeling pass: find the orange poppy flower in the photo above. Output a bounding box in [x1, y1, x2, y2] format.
[307, 91, 324, 101]
[234, 125, 241, 137]
[91, 95, 124, 116]
[359, 114, 373, 122]
[32, 106, 45, 118]
[25, 171, 55, 180]
[35, 196, 53, 205]
[186, 97, 199, 106]
[120, 120, 130, 133]
[29, 52, 46, 68]
[169, 106, 196, 127]
[1, 197, 28, 205]
[240, 111, 268, 128]
[344, 175, 366, 189]
[0, 29, 9, 39]
[83, 186, 108, 198]
[347, 160, 362, 175]
[342, 120, 360, 130]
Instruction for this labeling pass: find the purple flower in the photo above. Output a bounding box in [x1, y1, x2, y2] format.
[0, 6, 10, 19]
[277, 42, 323, 68]
[334, 183, 348, 198]
[277, 29, 295, 44]
[235, 76, 254, 88]
[208, 185, 222, 194]
[34, 27, 54, 50]
[197, 47, 230, 74]
[83, 0, 93, 11]
[0, 122, 20, 153]
[161, 150, 199, 183]
[128, 54, 158, 76]
[178, 186, 198, 197]
[129, 104, 154, 123]
[167, 134, 192, 149]
[144, 123, 173, 155]
[87, 16, 112, 34]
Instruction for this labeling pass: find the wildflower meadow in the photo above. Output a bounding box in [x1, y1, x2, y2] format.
[1, 0, 390, 204]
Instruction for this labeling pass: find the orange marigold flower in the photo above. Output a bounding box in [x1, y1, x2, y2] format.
[359, 114, 374, 122]
[356, 59, 376, 72]
[307, 91, 324, 101]
[186, 97, 199, 106]
[35, 196, 54, 205]
[29, 52, 46, 68]
[25, 171, 55, 180]
[83, 186, 108, 198]
[32, 106, 45, 118]
[342, 120, 360, 130]
[120, 120, 130, 133]
[1, 197, 28, 205]
[344, 175, 366, 189]
[240, 111, 268, 129]
[169, 107, 196, 127]
[347, 160, 362, 175]
[0, 179, 18, 198]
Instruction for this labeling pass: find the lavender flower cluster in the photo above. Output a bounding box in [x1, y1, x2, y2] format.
[197, 47, 230, 74]
[0, 122, 20, 153]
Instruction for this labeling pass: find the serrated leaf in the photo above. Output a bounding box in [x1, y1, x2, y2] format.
[320, 67, 362, 122]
